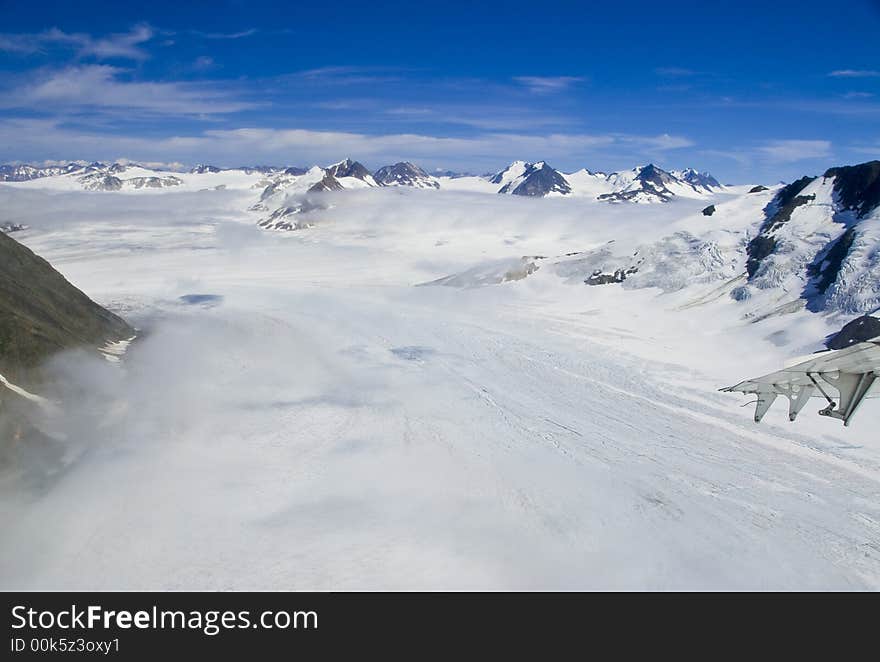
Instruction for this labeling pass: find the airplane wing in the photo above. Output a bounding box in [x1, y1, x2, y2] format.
[721, 338, 880, 426]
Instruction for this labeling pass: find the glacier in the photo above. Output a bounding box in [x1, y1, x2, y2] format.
[0, 165, 879, 590]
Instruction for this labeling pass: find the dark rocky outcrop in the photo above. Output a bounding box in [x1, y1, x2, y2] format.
[0, 231, 133, 385]
[127, 176, 183, 189]
[702, 204, 716, 216]
[584, 265, 639, 285]
[499, 162, 572, 197]
[307, 171, 345, 193]
[240, 165, 278, 175]
[826, 315, 880, 349]
[749, 185, 769, 193]
[806, 226, 857, 295]
[326, 159, 373, 182]
[257, 198, 327, 231]
[78, 173, 123, 191]
[1, 230, 133, 471]
[433, 170, 474, 178]
[259, 181, 282, 201]
[191, 164, 222, 174]
[636, 164, 678, 191]
[677, 168, 721, 190]
[823, 160, 880, 218]
[0, 165, 44, 182]
[745, 177, 816, 277]
[598, 164, 680, 203]
[373, 162, 439, 188]
[745, 235, 778, 278]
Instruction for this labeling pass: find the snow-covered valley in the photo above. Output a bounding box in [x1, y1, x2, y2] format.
[1, 176, 879, 590]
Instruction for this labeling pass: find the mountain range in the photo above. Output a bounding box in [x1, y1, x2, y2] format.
[0, 158, 723, 202]
[544, 160, 880, 319]
[5, 154, 879, 318]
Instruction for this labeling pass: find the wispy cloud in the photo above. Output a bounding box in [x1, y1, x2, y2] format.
[696, 148, 752, 167]
[655, 67, 697, 77]
[190, 28, 258, 40]
[0, 24, 154, 60]
[758, 139, 832, 162]
[828, 69, 880, 78]
[704, 96, 880, 117]
[850, 139, 880, 155]
[656, 84, 693, 93]
[513, 76, 585, 94]
[843, 91, 874, 99]
[379, 104, 574, 131]
[291, 66, 402, 86]
[192, 56, 216, 71]
[0, 118, 694, 171]
[0, 65, 255, 115]
[621, 133, 694, 151]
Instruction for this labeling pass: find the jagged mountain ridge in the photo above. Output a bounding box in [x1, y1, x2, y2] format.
[326, 158, 377, 185]
[3, 154, 878, 323]
[492, 161, 572, 197]
[549, 159, 880, 318]
[373, 162, 440, 189]
[2, 158, 723, 202]
[489, 161, 722, 200]
[672, 168, 722, 191]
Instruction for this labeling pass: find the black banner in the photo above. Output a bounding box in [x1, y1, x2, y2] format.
[1, 592, 874, 658]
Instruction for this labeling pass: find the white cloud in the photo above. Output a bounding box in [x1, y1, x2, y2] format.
[190, 29, 258, 40]
[0, 118, 694, 171]
[655, 67, 697, 77]
[513, 76, 585, 93]
[0, 33, 41, 53]
[291, 66, 402, 86]
[620, 133, 694, 151]
[851, 140, 880, 155]
[758, 140, 832, 162]
[828, 70, 880, 78]
[0, 25, 154, 60]
[192, 56, 216, 71]
[0, 65, 254, 115]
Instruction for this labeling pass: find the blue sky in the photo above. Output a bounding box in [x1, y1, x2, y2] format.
[0, 0, 878, 182]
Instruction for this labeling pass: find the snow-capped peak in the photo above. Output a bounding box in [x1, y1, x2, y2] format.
[493, 161, 572, 197]
[373, 162, 439, 189]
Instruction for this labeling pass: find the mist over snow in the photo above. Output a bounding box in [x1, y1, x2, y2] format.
[1, 182, 880, 590]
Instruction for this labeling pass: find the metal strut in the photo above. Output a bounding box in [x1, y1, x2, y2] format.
[815, 371, 877, 426]
[806, 371, 838, 419]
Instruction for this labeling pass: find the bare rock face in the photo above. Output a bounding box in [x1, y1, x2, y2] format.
[191, 164, 222, 174]
[598, 164, 679, 203]
[307, 171, 345, 193]
[127, 176, 183, 189]
[373, 162, 440, 189]
[674, 168, 721, 191]
[826, 315, 880, 349]
[257, 199, 327, 231]
[326, 159, 374, 182]
[498, 162, 572, 197]
[823, 160, 880, 218]
[584, 265, 639, 285]
[78, 173, 123, 191]
[745, 176, 816, 277]
[0, 231, 133, 384]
